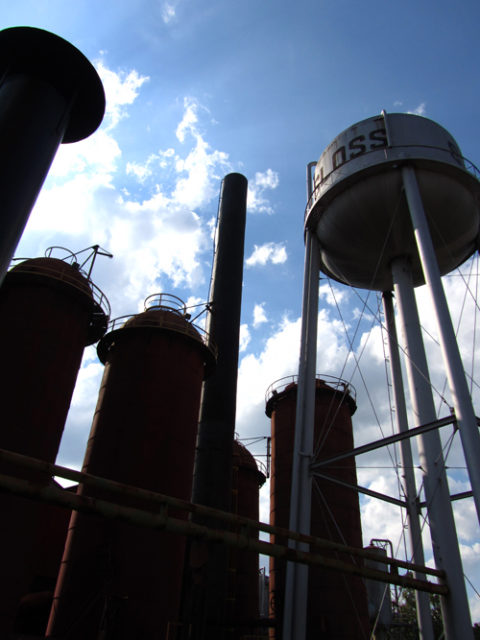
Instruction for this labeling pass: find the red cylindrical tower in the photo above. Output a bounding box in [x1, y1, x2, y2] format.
[0, 256, 109, 635]
[47, 294, 215, 639]
[266, 376, 370, 639]
[228, 441, 266, 636]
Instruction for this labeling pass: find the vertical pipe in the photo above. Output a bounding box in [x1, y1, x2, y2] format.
[282, 228, 320, 640]
[402, 165, 480, 526]
[0, 27, 104, 282]
[382, 292, 434, 640]
[189, 172, 248, 638]
[391, 256, 473, 640]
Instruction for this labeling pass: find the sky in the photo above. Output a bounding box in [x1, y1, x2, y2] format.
[3, 0, 480, 627]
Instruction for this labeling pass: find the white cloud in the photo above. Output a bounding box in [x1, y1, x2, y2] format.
[408, 102, 426, 116]
[173, 99, 231, 209]
[95, 62, 149, 130]
[162, 2, 177, 23]
[253, 303, 268, 328]
[176, 97, 202, 143]
[319, 282, 350, 307]
[239, 323, 251, 352]
[245, 242, 287, 267]
[247, 169, 279, 214]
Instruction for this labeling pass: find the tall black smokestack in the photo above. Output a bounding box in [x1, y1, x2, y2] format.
[186, 172, 248, 638]
[0, 27, 105, 281]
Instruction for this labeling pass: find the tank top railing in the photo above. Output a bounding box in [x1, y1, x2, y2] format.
[106, 313, 217, 360]
[7, 261, 111, 320]
[265, 373, 356, 406]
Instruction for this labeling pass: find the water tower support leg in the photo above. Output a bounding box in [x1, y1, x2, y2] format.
[391, 256, 473, 640]
[382, 292, 434, 640]
[402, 165, 480, 527]
[282, 228, 320, 640]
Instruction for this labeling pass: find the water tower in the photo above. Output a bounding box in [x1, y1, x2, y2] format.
[287, 113, 480, 640]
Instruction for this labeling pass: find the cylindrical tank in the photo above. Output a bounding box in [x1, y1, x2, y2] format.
[46, 294, 215, 639]
[0, 256, 109, 635]
[228, 441, 266, 636]
[266, 376, 370, 640]
[305, 113, 480, 291]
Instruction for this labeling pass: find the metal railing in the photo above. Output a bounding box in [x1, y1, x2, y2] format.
[304, 147, 480, 221]
[7, 259, 111, 319]
[105, 311, 217, 360]
[265, 374, 356, 407]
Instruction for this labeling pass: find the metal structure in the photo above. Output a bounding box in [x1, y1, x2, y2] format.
[0, 254, 109, 636]
[0, 446, 447, 594]
[287, 112, 480, 639]
[0, 27, 105, 283]
[184, 172, 248, 638]
[266, 376, 369, 639]
[46, 295, 215, 639]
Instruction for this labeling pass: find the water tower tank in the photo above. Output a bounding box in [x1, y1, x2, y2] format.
[0, 256, 109, 636]
[305, 113, 480, 290]
[47, 294, 215, 640]
[265, 376, 370, 639]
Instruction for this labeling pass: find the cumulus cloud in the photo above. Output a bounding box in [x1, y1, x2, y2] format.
[245, 242, 287, 267]
[248, 169, 279, 214]
[253, 303, 268, 328]
[95, 62, 149, 130]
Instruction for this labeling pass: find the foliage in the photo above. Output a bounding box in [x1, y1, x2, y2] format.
[386, 586, 443, 639]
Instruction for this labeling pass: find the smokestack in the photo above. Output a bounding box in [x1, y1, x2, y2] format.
[0, 27, 105, 281]
[184, 172, 248, 638]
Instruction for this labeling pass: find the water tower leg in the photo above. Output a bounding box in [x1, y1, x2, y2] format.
[391, 256, 473, 640]
[382, 292, 434, 640]
[282, 228, 320, 640]
[402, 165, 480, 528]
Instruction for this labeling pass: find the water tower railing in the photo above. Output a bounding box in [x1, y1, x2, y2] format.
[304, 148, 480, 221]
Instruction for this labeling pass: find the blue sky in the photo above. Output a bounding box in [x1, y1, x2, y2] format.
[3, 0, 480, 625]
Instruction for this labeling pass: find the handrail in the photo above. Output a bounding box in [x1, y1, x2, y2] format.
[7, 262, 111, 319]
[105, 312, 217, 360]
[304, 146, 480, 221]
[265, 374, 356, 406]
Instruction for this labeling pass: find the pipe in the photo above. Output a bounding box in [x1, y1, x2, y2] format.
[0, 447, 445, 579]
[0, 470, 447, 596]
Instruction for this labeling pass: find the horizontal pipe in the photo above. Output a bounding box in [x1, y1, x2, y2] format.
[0, 447, 444, 581]
[0, 471, 447, 595]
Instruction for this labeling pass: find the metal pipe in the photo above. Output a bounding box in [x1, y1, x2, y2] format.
[0, 447, 444, 578]
[310, 413, 457, 468]
[391, 255, 473, 639]
[382, 291, 434, 640]
[402, 165, 480, 527]
[283, 228, 320, 640]
[0, 27, 104, 282]
[0, 471, 447, 596]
